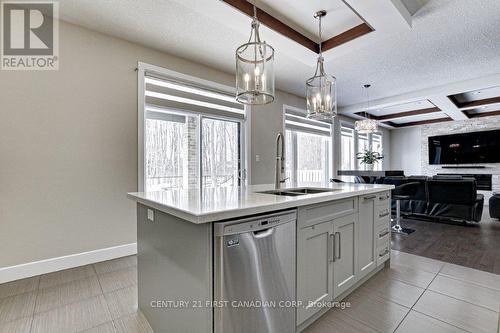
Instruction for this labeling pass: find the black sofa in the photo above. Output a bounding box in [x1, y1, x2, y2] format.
[382, 176, 484, 223]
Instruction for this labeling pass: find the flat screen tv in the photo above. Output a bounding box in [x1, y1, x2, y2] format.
[428, 129, 500, 165]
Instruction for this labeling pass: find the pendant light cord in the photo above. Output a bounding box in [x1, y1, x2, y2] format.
[318, 14, 322, 56]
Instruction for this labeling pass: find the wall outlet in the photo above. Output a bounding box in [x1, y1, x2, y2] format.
[255, 155, 260, 162]
[147, 209, 154, 222]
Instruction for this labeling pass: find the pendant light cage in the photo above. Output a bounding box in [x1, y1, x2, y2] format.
[355, 84, 378, 134]
[236, 6, 275, 105]
[306, 10, 337, 120]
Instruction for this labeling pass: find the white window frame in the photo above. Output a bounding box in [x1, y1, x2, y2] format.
[339, 121, 384, 171]
[137, 62, 250, 191]
[283, 105, 333, 187]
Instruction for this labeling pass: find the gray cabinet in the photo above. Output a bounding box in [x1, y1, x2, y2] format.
[296, 221, 334, 325]
[357, 194, 376, 279]
[332, 214, 358, 298]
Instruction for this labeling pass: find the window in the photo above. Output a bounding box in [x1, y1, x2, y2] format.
[140, 66, 246, 191]
[357, 133, 370, 170]
[372, 133, 383, 171]
[339, 123, 384, 173]
[340, 126, 355, 171]
[284, 108, 332, 187]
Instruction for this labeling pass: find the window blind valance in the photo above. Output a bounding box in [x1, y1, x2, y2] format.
[284, 109, 331, 137]
[144, 72, 245, 120]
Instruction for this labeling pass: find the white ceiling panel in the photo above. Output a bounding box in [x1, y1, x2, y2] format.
[453, 85, 500, 103]
[253, 0, 363, 41]
[390, 111, 447, 124]
[367, 99, 435, 116]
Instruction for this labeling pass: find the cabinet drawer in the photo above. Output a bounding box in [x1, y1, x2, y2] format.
[376, 225, 390, 247]
[377, 244, 391, 266]
[377, 191, 391, 207]
[298, 197, 358, 229]
[376, 206, 391, 226]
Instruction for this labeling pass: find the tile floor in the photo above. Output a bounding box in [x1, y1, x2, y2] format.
[1, 251, 500, 332]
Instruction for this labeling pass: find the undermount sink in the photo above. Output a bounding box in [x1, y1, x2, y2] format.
[287, 187, 340, 194]
[257, 190, 305, 196]
[257, 187, 340, 196]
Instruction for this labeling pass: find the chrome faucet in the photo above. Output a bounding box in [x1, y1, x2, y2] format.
[275, 132, 288, 189]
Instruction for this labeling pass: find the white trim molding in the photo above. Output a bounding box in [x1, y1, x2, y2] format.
[0, 243, 137, 284]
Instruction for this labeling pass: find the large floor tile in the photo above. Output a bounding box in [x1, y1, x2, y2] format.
[360, 272, 425, 308]
[39, 265, 96, 289]
[98, 267, 137, 293]
[342, 288, 410, 332]
[0, 276, 39, 299]
[391, 251, 445, 274]
[35, 275, 102, 313]
[304, 307, 378, 333]
[396, 310, 468, 333]
[80, 321, 116, 333]
[0, 316, 33, 333]
[440, 263, 500, 291]
[31, 295, 112, 333]
[0, 291, 36, 324]
[414, 290, 498, 333]
[113, 312, 153, 333]
[381, 263, 437, 289]
[429, 274, 500, 312]
[104, 285, 138, 320]
[94, 256, 137, 275]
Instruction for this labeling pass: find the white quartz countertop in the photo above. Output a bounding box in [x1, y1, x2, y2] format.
[127, 183, 394, 224]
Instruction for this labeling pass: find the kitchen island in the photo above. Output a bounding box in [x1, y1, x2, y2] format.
[128, 183, 394, 333]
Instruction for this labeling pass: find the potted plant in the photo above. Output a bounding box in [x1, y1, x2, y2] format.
[356, 148, 384, 171]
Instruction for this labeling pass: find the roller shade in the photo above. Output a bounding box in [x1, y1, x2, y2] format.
[285, 109, 332, 137]
[144, 72, 245, 120]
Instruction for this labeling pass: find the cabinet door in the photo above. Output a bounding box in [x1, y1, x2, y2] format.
[296, 221, 334, 325]
[358, 195, 376, 279]
[332, 214, 358, 298]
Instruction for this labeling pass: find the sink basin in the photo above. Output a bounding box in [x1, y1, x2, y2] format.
[257, 187, 339, 196]
[257, 190, 305, 196]
[287, 187, 340, 194]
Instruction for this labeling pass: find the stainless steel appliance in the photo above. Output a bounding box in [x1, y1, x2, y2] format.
[214, 210, 296, 333]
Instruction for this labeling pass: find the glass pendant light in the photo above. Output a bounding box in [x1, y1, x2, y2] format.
[355, 84, 378, 134]
[235, 5, 275, 105]
[306, 10, 337, 120]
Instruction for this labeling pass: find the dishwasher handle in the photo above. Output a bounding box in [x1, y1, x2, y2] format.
[252, 228, 274, 238]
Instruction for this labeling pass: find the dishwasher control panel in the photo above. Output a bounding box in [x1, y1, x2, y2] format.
[214, 210, 297, 236]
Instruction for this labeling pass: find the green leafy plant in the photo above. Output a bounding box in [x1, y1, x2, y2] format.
[356, 148, 384, 165]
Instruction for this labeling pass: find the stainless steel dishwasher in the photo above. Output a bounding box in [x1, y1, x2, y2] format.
[214, 210, 296, 333]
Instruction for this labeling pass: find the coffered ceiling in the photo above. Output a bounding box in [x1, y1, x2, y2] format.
[56, 0, 500, 128]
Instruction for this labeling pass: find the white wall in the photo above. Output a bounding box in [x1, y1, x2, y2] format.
[0, 20, 306, 268]
[390, 127, 422, 176]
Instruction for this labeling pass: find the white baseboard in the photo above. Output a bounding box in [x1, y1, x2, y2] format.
[0, 243, 137, 284]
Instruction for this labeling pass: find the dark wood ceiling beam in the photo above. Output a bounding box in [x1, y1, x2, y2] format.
[448, 95, 500, 110]
[221, 0, 317, 52]
[221, 0, 373, 54]
[465, 110, 500, 118]
[355, 107, 441, 121]
[322, 23, 373, 51]
[384, 117, 453, 128]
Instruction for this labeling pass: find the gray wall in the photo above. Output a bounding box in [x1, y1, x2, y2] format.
[250, 92, 306, 185]
[389, 127, 422, 176]
[0, 20, 303, 268]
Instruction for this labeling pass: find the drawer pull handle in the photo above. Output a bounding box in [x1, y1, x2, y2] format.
[329, 233, 335, 263]
[335, 232, 341, 260]
[379, 249, 390, 257]
[379, 230, 390, 237]
[364, 195, 376, 200]
[379, 195, 390, 200]
[379, 212, 390, 218]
